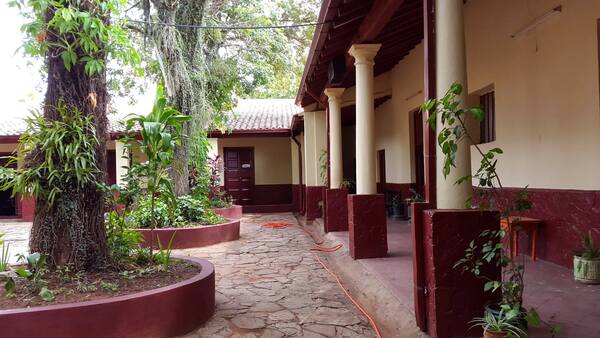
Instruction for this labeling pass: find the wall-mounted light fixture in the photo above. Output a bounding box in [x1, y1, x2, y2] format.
[511, 5, 562, 38]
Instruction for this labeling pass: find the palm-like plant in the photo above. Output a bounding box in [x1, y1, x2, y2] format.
[470, 309, 527, 338]
[123, 85, 191, 253]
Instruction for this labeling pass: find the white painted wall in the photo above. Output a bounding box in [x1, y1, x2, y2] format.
[465, 0, 600, 190]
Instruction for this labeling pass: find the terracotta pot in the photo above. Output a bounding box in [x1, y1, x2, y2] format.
[484, 329, 508, 338]
[574, 256, 600, 284]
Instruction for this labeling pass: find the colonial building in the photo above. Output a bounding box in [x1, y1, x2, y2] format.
[293, 0, 600, 336]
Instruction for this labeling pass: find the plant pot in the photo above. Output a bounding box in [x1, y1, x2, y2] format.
[484, 329, 508, 338]
[574, 256, 600, 284]
[485, 304, 528, 332]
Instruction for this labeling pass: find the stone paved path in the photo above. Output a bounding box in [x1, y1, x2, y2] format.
[178, 213, 376, 338]
[0, 221, 30, 263]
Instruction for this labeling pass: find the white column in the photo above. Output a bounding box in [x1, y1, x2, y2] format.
[324, 87, 345, 189]
[115, 140, 130, 186]
[436, 0, 472, 208]
[348, 44, 381, 195]
[304, 110, 327, 186]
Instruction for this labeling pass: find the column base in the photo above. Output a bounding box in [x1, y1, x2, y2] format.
[325, 189, 348, 232]
[422, 209, 501, 338]
[348, 194, 387, 259]
[305, 186, 324, 221]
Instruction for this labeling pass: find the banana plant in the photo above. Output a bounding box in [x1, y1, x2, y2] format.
[123, 85, 191, 254]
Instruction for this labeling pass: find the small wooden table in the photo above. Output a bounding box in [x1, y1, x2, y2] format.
[500, 216, 543, 261]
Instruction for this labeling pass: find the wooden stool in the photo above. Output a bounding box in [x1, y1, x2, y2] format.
[500, 216, 542, 261]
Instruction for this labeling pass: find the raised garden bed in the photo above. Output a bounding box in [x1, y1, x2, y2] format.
[0, 256, 215, 338]
[137, 218, 241, 249]
[212, 205, 243, 220]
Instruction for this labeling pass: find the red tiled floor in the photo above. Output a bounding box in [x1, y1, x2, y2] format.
[328, 218, 600, 337]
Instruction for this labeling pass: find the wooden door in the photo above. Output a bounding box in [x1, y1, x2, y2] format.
[106, 150, 117, 185]
[0, 154, 16, 217]
[224, 148, 255, 205]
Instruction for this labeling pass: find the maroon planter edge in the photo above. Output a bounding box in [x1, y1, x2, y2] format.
[212, 205, 243, 220]
[0, 256, 215, 338]
[138, 219, 241, 249]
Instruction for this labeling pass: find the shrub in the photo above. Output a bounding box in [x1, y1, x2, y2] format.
[105, 211, 142, 262]
[129, 197, 172, 229]
[176, 195, 206, 223]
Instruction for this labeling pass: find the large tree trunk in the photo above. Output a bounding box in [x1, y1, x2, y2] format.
[151, 0, 208, 196]
[29, 2, 110, 270]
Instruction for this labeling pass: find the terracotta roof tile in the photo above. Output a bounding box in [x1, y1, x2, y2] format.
[0, 99, 301, 137]
[227, 99, 302, 131]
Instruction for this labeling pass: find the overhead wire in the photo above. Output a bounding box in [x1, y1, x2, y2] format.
[125, 19, 330, 30]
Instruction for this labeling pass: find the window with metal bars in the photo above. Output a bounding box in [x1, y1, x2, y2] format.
[479, 91, 496, 143]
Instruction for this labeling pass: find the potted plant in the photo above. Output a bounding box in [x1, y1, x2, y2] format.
[574, 229, 600, 284]
[471, 309, 526, 338]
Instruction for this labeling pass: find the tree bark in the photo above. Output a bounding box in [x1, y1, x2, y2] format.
[28, 2, 110, 270]
[151, 0, 208, 196]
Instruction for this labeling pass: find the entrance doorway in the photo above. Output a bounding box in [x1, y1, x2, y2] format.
[224, 147, 255, 205]
[0, 154, 16, 217]
[413, 110, 425, 197]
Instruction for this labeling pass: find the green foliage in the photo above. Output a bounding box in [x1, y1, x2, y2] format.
[0, 233, 10, 272]
[176, 195, 206, 223]
[575, 229, 600, 260]
[470, 309, 526, 337]
[100, 281, 119, 292]
[10, 0, 141, 76]
[0, 104, 100, 205]
[319, 149, 328, 186]
[153, 232, 176, 271]
[105, 210, 143, 262]
[4, 253, 53, 301]
[124, 85, 191, 233]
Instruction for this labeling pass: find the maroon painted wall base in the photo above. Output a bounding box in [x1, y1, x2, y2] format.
[212, 205, 243, 220]
[324, 188, 348, 232]
[0, 256, 215, 338]
[305, 186, 324, 221]
[348, 194, 388, 259]
[474, 187, 600, 268]
[292, 184, 302, 212]
[20, 198, 35, 222]
[138, 219, 240, 249]
[422, 209, 501, 338]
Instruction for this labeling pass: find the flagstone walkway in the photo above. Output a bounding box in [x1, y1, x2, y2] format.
[178, 213, 377, 338]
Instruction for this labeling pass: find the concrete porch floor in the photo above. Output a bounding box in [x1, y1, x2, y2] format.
[321, 217, 600, 338]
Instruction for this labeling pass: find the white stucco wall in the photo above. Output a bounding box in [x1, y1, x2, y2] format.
[465, 0, 600, 190]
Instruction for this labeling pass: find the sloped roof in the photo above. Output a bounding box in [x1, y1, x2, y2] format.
[0, 99, 302, 139]
[227, 99, 302, 131]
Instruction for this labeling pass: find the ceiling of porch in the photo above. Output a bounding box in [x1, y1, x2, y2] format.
[296, 0, 424, 108]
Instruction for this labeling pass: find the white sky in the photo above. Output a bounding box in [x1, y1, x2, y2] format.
[0, 2, 43, 119]
[0, 2, 153, 120]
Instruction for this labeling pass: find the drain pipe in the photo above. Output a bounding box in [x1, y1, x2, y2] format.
[291, 134, 304, 214]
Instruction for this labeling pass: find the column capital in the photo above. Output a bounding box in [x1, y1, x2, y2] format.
[348, 44, 382, 65]
[324, 87, 345, 102]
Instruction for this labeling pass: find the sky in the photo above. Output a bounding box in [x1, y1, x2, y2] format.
[0, 2, 44, 119]
[0, 2, 153, 120]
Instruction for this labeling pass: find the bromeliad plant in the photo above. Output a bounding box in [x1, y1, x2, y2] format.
[422, 83, 559, 336]
[123, 85, 191, 253]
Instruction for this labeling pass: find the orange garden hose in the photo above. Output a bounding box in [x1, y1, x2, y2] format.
[262, 220, 383, 338]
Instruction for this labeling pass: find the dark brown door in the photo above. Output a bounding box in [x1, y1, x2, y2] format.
[0, 154, 16, 217]
[106, 150, 117, 185]
[413, 110, 425, 197]
[377, 149, 386, 194]
[224, 147, 255, 205]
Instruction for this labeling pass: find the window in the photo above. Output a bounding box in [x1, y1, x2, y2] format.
[479, 91, 496, 143]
